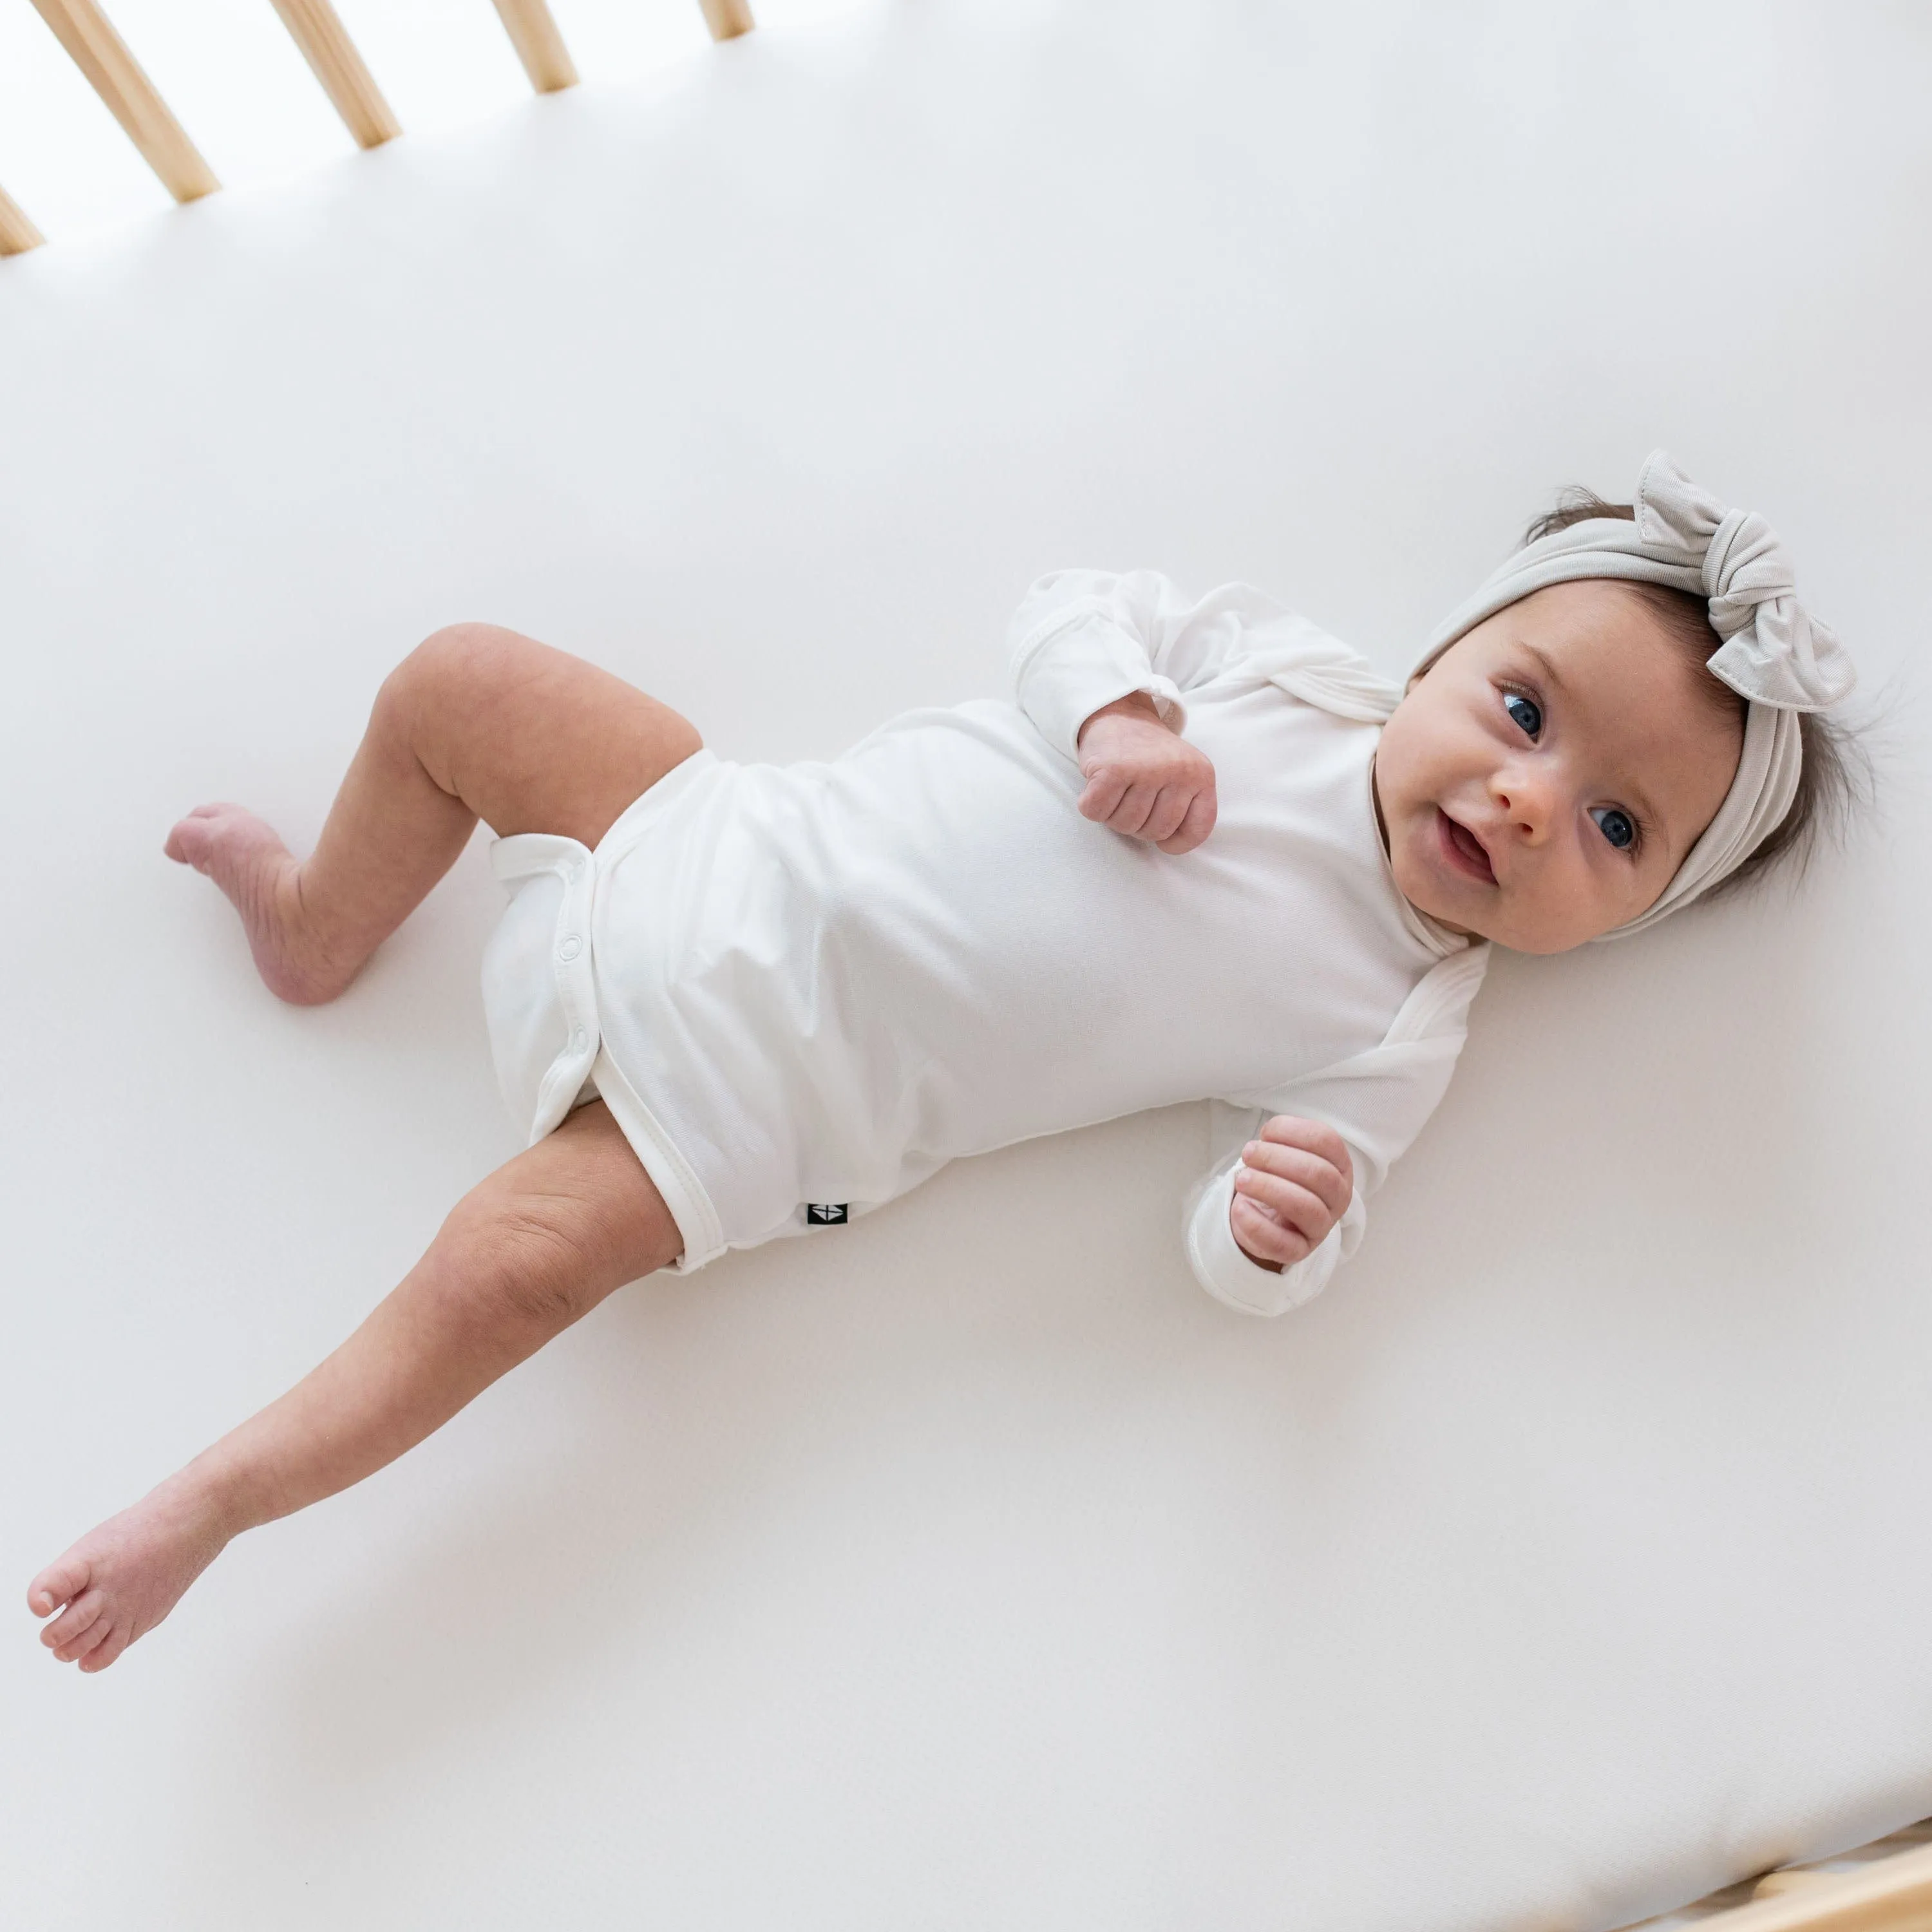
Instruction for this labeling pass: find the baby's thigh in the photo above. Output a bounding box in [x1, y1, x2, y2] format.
[406, 621, 704, 847]
[470, 1097, 685, 1291]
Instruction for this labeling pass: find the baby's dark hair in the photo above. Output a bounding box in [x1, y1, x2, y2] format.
[1524, 488, 1868, 901]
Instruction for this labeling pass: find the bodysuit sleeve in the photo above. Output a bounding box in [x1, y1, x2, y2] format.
[1183, 943, 1491, 1316]
[1007, 567, 1402, 756]
[1007, 568, 1278, 756]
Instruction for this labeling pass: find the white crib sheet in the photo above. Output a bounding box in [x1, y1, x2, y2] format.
[4, 5, 1930, 1928]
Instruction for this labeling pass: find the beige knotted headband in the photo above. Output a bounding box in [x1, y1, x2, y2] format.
[1410, 451, 1857, 939]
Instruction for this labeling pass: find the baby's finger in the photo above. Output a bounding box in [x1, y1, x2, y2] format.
[1256, 1117, 1354, 1195]
[1077, 767, 1130, 825]
[1108, 781, 1162, 838]
[1141, 784, 1194, 848]
[1157, 788, 1217, 855]
[1240, 1138, 1352, 1220]
[1232, 1166, 1332, 1245]
[1231, 1193, 1313, 1266]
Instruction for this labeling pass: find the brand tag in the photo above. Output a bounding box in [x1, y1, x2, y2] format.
[805, 1203, 849, 1226]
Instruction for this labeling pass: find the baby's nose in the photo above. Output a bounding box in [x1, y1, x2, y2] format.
[1492, 766, 1556, 840]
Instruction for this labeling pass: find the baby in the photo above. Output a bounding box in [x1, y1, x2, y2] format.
[28, 452, 1861, 1672]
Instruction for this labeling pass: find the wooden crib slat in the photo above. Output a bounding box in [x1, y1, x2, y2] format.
[269, 0, 400, 149]
[697, 0, 756, 41]
[492, 0, 579, 93]
[0, 184, 47, 256]
[27, 0, 220, 203]
[1683, 1840, 1932, 1929]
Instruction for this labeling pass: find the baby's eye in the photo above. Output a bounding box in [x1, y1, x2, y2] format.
[1503, 692, 1542, 739]
[1592, 806, 1636, 851]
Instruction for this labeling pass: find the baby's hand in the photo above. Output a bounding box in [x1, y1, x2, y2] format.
[1074, 694, 1217, 854]
[1229, 1115, 1354, 1271]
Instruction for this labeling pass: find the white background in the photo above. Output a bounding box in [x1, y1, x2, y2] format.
[3, 5, 1930, 1928]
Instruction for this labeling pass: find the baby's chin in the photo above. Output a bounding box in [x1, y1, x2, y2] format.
[1390, 849, 1590, 953]
[1388, 839, 1486, 942]
[1442, 900, 1611, 955]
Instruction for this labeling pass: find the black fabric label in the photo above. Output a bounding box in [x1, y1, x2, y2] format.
[805, 1203, 849, 1226]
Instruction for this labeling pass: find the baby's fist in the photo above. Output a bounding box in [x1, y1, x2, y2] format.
[1229, 1116, 1354, 1271]
[1075, 694, 1217, 854]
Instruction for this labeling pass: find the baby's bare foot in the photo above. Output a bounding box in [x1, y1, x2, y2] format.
[28, 1475, 234, 1673]
[165, 804, 353, 1004]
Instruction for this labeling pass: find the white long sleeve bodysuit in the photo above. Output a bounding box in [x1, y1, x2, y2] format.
[480, 571, 1490, 1316]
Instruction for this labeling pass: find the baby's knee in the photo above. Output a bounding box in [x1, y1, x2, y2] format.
[381, 622, 545, 727]
[370, 625, 553, 776]
[433, 1188, 607, 1333]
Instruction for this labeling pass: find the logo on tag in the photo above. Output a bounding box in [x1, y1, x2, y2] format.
[806, 1203, 849, 1226]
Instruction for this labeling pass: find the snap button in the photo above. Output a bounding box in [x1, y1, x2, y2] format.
[558, 933, 583, 963]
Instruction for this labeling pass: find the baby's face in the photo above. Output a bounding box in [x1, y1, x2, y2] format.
[1374, 581, 1743, 952]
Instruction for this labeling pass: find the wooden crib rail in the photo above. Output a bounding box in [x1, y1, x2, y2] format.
[12, 0, 752, 251]
[700, 0, 757, 41]
[269, 0, 399, 149]
[26, 0, 219, 202]
[1687, 1840, 1932, 1929]
[1621, 1825, 1932, 1931]
[0, 184, 46, 255]
[491, 0, 580, 94]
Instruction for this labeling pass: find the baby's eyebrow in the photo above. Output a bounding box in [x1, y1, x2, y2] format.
[1515, 639, 1569, 699]
[1622, 777, 1665, 845]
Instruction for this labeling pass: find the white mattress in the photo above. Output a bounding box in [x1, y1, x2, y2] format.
[4, 5, 1930, 1927]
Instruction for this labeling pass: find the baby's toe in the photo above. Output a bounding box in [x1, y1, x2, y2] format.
[164, 820, 210, 866]
[27, 1555, 90, 1619]
[53, 1611, 115, 1664]
[79, 1624, 131, 1672]
[164, 804, 236, 860]
[40, 1586, 106, 1650]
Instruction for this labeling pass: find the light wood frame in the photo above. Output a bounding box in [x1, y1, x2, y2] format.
[699, 0, 757, 42]
[0, 184, 46, 255]
[10, 0, 754, 252]
[493, 0, 579, 94]
[269, 0, 399, 149]
[26, 0, 218, 203]
[1623, 1823, 1932, 1931]
[1683, 1843, 1932, 1929]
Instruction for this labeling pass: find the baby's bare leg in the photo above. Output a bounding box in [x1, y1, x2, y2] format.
[28, 1101, 679, 1673]
[167, 624, 701, 1003]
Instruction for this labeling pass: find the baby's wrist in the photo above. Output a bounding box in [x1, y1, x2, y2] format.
[1077, 691, 1167, 747]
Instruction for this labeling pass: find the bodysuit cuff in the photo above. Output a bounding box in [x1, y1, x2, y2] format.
[1012, 607, 1188, 759]
[1185, 1165, 1343, 1318]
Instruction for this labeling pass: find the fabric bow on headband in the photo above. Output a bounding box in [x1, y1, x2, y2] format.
[1412, 451, 1855, 940]
[1635, 453, 1855, 711]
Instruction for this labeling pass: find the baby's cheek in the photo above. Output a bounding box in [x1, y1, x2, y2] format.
[1503, 885, 1614, 954]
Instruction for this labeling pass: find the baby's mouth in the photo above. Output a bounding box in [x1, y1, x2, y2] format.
[1435, 807, 1496, 885]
